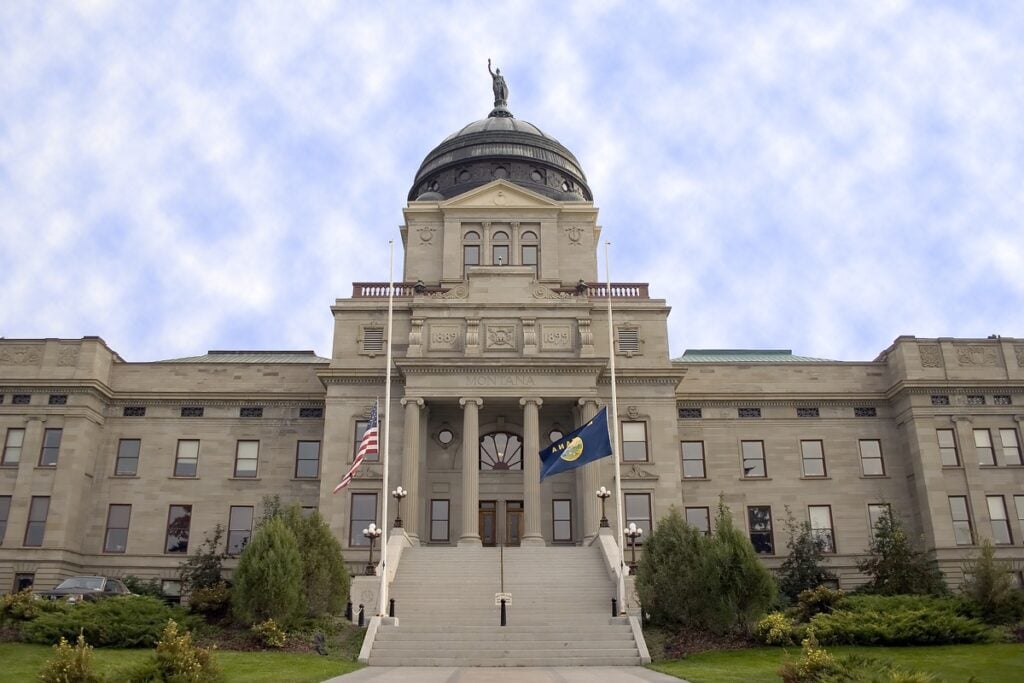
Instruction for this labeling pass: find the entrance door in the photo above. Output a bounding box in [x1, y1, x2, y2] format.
[505, 501, 523, 546]
[479, 501, 497, 546]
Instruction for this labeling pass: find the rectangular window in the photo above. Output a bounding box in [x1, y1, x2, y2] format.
[161, 580, 182, 604]
[624, 493, 652, 539]
[299, 407, 323, 418]
[748, 506, 774, 554]
[115, 439, 140, 476]
[463, 245, 480, 273]
[48, 394, 67, 405]
[685, 507, 710, 535]
[123, 406, 146, 417]
[492, 244, 510, 266]
[854, 406, 878, 417]
[295, 441, 321, 479]
[859, 439, 885, 476]
[808, 505, 835, 553]
[234, 440, 259, 478]
[552, 499, 572, 542]
[165, 504, 192, 553]
[738, 407, 761, 418]
[13, 394, 30, 405]
[39, 428, 62, 466]
[239, 406, 263, 418]
[430, 499, 450, 542]
[797, 407, 820, 418]
[993, 395, 1012, 406]
[678, 407, 702, 419]
[974, 429, 996, 466]
[103, 504, 131, 553]
[2, 428, 24, 465]
[521, 244, 538, 272]
[354, 420, 380, 462]
[967, 395, 986, 406]
[227, 506, 254, 555]
[14, 573, 34, 592]
[741, 440, 766, 478]
[949, 496, 973, 545]
[681, 441, 706, 478]
[937, 429, 959, 466]
[868, 503, 891, 540]
[0, 495, 10, 545]
[800, 440, 826, 477]
[350, 493, 378, 547]
[180, 406, 204, 418]
[24, 496, 49, 547]
[174, 440, 200, 477]
[621, 422, 648, 462]
[987, 496, 1012, 545]
[999, 429, 1022, 466]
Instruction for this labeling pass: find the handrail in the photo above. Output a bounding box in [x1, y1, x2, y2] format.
[351, 281, 651, 299]
[499, 542, 504, 593]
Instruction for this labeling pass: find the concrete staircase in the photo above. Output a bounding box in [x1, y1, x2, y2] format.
[368, 545, 642, 666]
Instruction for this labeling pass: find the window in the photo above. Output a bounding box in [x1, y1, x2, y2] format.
[430, 499, 450, 542]
[974, 429, 996, 466]
[999, 429, 1022, 466]
[354, 421, 379, 462]
[234, 441, 259, 478]
[161, 580, 182, 604]
[24, 496, 49, 547]
[349, 493, 378, 546]
[1015, 496, 1024, 537]
[867, 503, 891, 540]
[800, 440, 826, 477]
[987, 496, 1012, 545]
[858, 440, 885, 476]
[13, 394, 30, 404]
[239, 406, 263, 418]
[748, 506, 774, 554]
[521, 245, 538, 272]
[48, 394, 67, 405]
[115, 439, 140, 476]
[931, 395, 950, 406]
[808, 505, 835, 553]
[491, 230, 510, 266]
[123, 406, 146, 417]
[738, 407, 761, 418]
[685, 507, 710, 535]
[937, 429, 959, 466]
[480, 432, 523, 470]
[299, 407, 323, 418]
[967, 395, 986, 406]
[295, 441, 321, 478]
[553, 500, 572, 542]
[2, 428, 24, 465]
[174, 440, 199, 477]
[797, 407, 819, 418]
[227, 506, 254, 554]
[14, 573, 34, 592]
[681, 441, 706, 478]
[993, 395, 1012, 406]
[741, 440, 766, 477]
[165, 505, 192, 553]
[621, 422, 648, 462]
[180, 406, 204, 417]
[854, 406, 878, 418]
[463, 230, 480, 274]
[678, 407, 702, 419]
[301, 506, 317, 518]
[624, 493, 652, 538]
[948, 496, 973, 545]
[103, 504, 131, 553]
[0, 496, 10, 545]
[39, 428, 62, 466]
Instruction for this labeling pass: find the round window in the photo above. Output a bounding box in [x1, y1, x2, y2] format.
[549, 429, 564, 443]
[438, 429, 454, 445]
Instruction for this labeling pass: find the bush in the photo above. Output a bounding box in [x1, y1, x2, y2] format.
[711, 500, 777, 631]
[857, 507, 947, 596]
[808, 596, 992, 646]
[280, 507, 351, 617]
[794, 586, 845, 622]
[780, 634, 939, 682]
[251, 618, 288, 648]
[125, 619, 221, 683]
[188, 583, 231, 620]
[1, 589, 68, 623]
[777, 509, 837, 603]
[21, 596, 199, 648]
[38, 632, 102, 683]
[232, 517, 303, 626]
[179, 526, 228, 595]
[778, 631, 837, 683]
[961, 539, 1024, 625]
[755, 611, 796, 645]
[123, 576, 167, 600]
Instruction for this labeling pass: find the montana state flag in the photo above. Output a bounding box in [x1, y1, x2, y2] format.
[539, 407, 613, 481]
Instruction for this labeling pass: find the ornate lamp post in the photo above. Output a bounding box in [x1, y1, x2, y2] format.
[362, 523, 382, 576]
[624, 522, 643, 575]
[392, 486, 408, 528]
[596, 486, 612, 528]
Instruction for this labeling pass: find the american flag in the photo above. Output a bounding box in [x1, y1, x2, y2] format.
[333, 401, 379, 493]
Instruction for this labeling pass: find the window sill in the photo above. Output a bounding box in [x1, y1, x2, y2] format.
[739, 477, 772, 481]
[168, 476, 198, 480]
[291, 477, 320, 482]
[682, 476, 710, 481]
[229, 477, 261, 481]
[940, 466, 963, 470]
[859, 475, 890, 479]
[34, 466, 58, 470]
[979, 464, 999, 468]
[800, 476, 831, 481]
[0, 464, 19, 469]
[110, 475, 140, 479]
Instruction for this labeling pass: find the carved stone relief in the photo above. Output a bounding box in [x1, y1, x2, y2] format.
[1015, 345, 1024, 368]
[955, 345, 998, 367]
[621, 464, 658, 480]
[428, 324, 462, 352]
[522, 319, 537, 353]
[565, 225, 584, 246]
[918, 344, 943, 368]
[465, 320, 480, 354]
[485, 324, 517, 351]
[416, 226, 437, 246]
[578, 319, 594, 350]
[428, 284, 468, 300]
[0, 345, 42, 366]
[531, 284, 573, 300]
[540, 324, 573, 352]
[57, 347, 79, 367]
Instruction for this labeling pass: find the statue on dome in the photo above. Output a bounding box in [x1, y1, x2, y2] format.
[488, 59, 509, 108]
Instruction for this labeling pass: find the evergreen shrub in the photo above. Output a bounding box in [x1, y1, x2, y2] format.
[124, 619, 221, 683]
[280, 507, 351, 617]
[776, 509, 836, 603]
[21, 596, 199, 648]
[857, 507, 947, 596]
[808, 597, 991, 646]
[38, 633, 102, 683]
[961, 539, 1024, 625]
[231, 517, 304, 626]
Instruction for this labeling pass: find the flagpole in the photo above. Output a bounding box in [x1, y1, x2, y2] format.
[604, 242, 626, 615]
[378, 240, 395, 616]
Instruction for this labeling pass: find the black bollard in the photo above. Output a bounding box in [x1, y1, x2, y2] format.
[358, 604, 365, 627]
[611, 597, 617, 617]
[345, 601, 352, 621]
[389, 598, 395, 617]
[500, 598, 507, 626]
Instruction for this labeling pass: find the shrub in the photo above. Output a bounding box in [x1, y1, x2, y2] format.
[711, 500, 777, 631]
[961, 539, 1024, 625]
[280, 507, 351, 617]
[122, 576, 167, 600]
[38, 632, 102, 683]
[857, 507, 947, 596]
[778, 631, 837, 683]
[1, 589, 62, 623]
[125, 619, 221, 683]
[794, 586, 845, 622]
[251, 618, 288, 648]
[232, 517, 303, 626]
[776, 509, 836, 603]
[808, 599, 991, 646]
[179, 526, 228, 595]
[21, 596, 199, 648]
[755, 611, 795, 645]
[188, 582, 231, 620]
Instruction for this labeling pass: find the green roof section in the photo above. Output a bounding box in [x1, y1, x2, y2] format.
[674, 349, 835, 363]
[160, 350, 330, 364]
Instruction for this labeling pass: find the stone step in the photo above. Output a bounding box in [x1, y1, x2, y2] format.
[367, 655, 642, 667]
[375, 634, 635, 645]
[376, 624, 632, 634]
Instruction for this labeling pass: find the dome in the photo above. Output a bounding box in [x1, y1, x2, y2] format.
[410, 106, 592, 202]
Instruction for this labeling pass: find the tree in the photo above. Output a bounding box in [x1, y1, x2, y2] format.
[178, 525, 228, 594]
[961, 539, 1024, 624]
[280, 506, 351, 617]
[711, 499, 777, 631]
[776, 508, 836, 603]
[857, 506, 947, 595]
[232, 517, 304, 626]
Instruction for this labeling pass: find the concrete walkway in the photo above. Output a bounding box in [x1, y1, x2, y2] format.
[325, 667, 685, 683]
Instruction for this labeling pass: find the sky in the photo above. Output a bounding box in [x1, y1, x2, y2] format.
[2, 1, 1022, 362]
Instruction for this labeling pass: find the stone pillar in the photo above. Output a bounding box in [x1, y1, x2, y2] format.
[400, 397, 424, 544]
[459, 397, 483, 546]
[520, 397, 544, 546]
[577, 399, 601, 543]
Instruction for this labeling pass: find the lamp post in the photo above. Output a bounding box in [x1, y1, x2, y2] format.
[391, 486, 408, 528]
[624, 522, 643, 575]
[362, 523, 382, 576]
[596, 486, 612, 528]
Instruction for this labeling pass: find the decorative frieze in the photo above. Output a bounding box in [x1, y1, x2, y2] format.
[955, 345, 999, 367]
[1015, 345, 1024, 368]
[918, 344, 943, 368]
[0, 345, 42, 366]
[57, 346, 79, 367]
[484, 324, 517, 351]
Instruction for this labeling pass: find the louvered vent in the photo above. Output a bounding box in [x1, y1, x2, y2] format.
[363, 328, 385, 353]
[617, 328, 640, 354]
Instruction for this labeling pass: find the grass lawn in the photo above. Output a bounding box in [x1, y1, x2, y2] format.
[649, 643, 1024, 683]
[0, 642, 362, 682]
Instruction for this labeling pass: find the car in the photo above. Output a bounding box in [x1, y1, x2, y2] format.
[36, 576, 133, 603]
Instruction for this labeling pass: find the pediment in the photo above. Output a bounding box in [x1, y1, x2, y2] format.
[441, 180, 561, 210]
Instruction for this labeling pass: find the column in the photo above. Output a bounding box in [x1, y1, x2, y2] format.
[520, 397, 544, 546]
[577, 399, 602, 543]
[400, 397, 424, 544]
[459, 397, 483, 546]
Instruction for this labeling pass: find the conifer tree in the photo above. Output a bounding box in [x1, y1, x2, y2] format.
[961, 539, 1022, 624]
[281, 506, 351, 617]
[712, 499, 777, 631]
[857, 506, 946, 595]
[776, 508, 836, 603]
[232, 517, 304, 625]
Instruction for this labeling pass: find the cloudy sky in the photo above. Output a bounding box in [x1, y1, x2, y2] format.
[2, 1, 1022, 362]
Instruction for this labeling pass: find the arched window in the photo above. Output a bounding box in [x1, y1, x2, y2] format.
[463, 231, 480, 276]
[520, 230, 539, 274]
[479, 432, 522, 470]
[491, 230, 510, 266]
